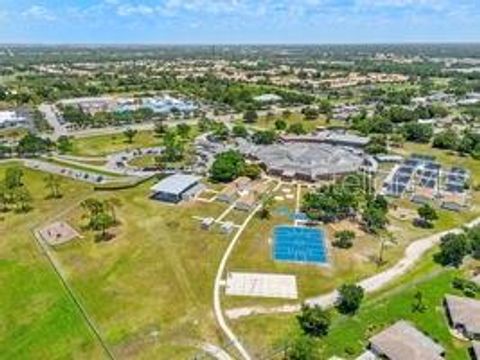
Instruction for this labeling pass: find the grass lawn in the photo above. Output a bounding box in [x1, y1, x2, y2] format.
[251, 112, 344, 132]
[223, 142, 480, 308]
[0, 164, 105, 359]
[128, 154, 157, 168]
[231, 256, 480, 359]
[49, 182, 233, 358]
[70, 131, 161, 157]
[224, 183, 480, 310]
[0, 127, 29, 141]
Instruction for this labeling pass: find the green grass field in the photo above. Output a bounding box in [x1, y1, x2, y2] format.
[0, 163, 233, 358]
[0, 127, 29, 141]
[231, 256, 479, 359]
[2, 138, 480, 359]
[0, 164, 105, 359]
[252, 112, 344, 132]
[223, 180, 480, 310]
[50, 181, 232, 358]
[70, 131, 161, 157]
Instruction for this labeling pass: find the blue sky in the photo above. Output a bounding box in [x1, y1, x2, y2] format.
[0, 0, 479, 44]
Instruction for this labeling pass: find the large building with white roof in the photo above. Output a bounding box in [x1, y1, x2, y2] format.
[0, 110, 28, 128]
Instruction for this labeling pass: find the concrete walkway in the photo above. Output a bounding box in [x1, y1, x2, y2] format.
[225, 216, 480, 320]
[213, 181, 283, 360]
[213, 204, 262, 360]
[200, 343, 233, 360]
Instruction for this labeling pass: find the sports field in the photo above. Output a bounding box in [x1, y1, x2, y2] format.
[0, 164, 104, 359]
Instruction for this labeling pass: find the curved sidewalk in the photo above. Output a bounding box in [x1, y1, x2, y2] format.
[225, 216, 480, 320]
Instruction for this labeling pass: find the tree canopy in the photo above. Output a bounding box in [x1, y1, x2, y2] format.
[296, 304, 331, 337]
[210, 150, 245, 183]
[336, 284, 365, 315]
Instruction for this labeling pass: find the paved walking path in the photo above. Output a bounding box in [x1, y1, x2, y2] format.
[200, 343, 233, 360]
[213, 181, 283, 360]
[225, 216, 480, 320]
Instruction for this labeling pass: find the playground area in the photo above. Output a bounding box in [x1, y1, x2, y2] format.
[39, 221, 80, 246]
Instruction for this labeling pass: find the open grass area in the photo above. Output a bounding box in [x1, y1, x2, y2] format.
[0, 127, 29, 141]
[252, 112, 344, 132]
[48, 182, 233, 358]
[128, 154, 157, 168]
[225, 143, 480, 358]
[0, 164, 105, 359]
[223, 181, 480, 310]
[231, 255, 480, 359]
[70, 131, 161, 157]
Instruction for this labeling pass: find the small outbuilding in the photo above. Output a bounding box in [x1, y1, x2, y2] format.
[201, 217, 215, 230]
[368, 320, 445, 360]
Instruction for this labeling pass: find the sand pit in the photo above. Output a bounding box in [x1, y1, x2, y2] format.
[390, 207, 417, 221]
[328, 220, 366, 237]
[39, 221, 80, 246]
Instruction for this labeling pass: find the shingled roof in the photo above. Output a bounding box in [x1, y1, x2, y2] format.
[369, 321, 444, 360]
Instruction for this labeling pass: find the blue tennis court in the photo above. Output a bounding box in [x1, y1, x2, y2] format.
[273, 226, 328, 265]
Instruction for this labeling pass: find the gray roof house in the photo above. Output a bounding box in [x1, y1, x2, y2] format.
[369, 321, 445, 360]
[444, 295, 480, 340]
[472, 274, 480, 286]
[150, 174, 204, 203]
[472, 342, 480, 360]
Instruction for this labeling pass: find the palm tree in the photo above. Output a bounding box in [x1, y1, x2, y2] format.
[44, 174, 62, 199]
[104, 197, 121, 225]
[259, 195, 275, 220]
[14, 187, 32, 213]
[412, 290, 427, 313]
[377, 230, 395, 267]
[91, 212, 114, 241]
[0, 184, 8, 212]
[123, 128, 138, 144]
[81, 198, 105, 228]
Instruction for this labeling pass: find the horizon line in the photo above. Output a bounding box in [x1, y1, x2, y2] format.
[1, 40, 480, 47]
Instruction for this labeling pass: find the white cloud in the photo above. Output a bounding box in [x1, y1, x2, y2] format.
[116, 4, 155, 16]
[22, 5, 56, 21]
[356, 0, 449, 10]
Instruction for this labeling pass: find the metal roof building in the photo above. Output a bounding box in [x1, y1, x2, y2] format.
[369, 321, 445, 360]
[241, 142, 365, 181]
[0, 110, 28, 128]
[150, 174, 203, 203]
[280, 131, 370, 148]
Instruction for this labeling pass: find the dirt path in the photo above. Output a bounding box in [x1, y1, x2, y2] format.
[225, 216, 480, 320]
